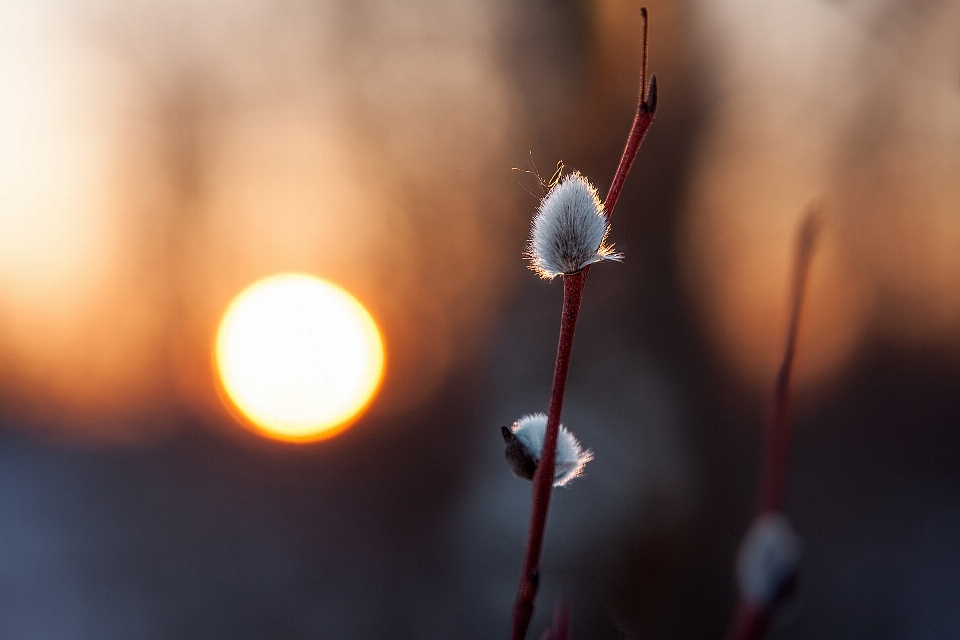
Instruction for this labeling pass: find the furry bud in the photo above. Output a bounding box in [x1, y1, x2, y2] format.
[502, 413, 593, 486]
[736, 512, 802, 607]
[526, 172, 622, 279]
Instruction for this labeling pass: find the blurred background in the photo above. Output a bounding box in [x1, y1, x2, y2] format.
[1, 0, 960, 637]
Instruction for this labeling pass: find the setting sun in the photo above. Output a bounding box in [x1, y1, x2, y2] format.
[215, 273, 385, 442]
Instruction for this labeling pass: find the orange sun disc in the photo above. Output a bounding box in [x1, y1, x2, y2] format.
[215, 273, 385, 442]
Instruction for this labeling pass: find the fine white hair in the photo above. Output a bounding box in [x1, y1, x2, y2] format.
[510, 413, 593, 486]
[736, 512, 802, 606]
[526, 172, 622, 279]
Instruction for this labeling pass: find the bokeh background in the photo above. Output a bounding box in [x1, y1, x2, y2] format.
[2, 0, 960, 637]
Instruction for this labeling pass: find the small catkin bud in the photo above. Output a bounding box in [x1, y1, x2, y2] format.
[526, 172, 622, 279]
[501, 413, 593, 487]
[736, 512, 802, 607]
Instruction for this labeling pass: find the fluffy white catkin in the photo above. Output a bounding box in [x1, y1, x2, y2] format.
[736, 512, 802, 606]
[508, 413, 593, 487]
[527, 172, 622, 279]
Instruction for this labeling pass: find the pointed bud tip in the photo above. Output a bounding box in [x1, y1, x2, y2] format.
[503, 422, 538, 481]
[643, 74, 657, 114]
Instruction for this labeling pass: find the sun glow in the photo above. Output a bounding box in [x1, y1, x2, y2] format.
[215, 274, 385, 442]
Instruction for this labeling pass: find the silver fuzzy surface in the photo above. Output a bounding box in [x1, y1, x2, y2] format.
[526, 173, 621, 279]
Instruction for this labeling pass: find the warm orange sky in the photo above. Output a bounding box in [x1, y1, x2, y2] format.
[2, 0, 960, 439]
[0, 0, 517, 439]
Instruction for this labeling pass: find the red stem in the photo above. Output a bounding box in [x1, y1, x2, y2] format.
[723, 601, 767, 640]
[509, 18, 658, 639]
[723, 208, 821, 640]
[511, 271, 586, 640]
[757, 213, 818, 513]
[603, 6, 656, 220]
[540, 600, 571, 640]
[603, 83, 656, 221]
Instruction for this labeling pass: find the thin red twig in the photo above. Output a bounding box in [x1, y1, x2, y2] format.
[509, 10, 658, 639]
[603, 8, 657, 221]
[757, 211, 820, 514]
[724, 601, 767, 640]
[511, 271, 585, 640]
[723, 206, 822, 640]
[539, 600, 571, 640]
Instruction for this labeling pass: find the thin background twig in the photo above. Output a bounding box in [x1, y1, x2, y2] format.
[723, 206, 822, 640]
